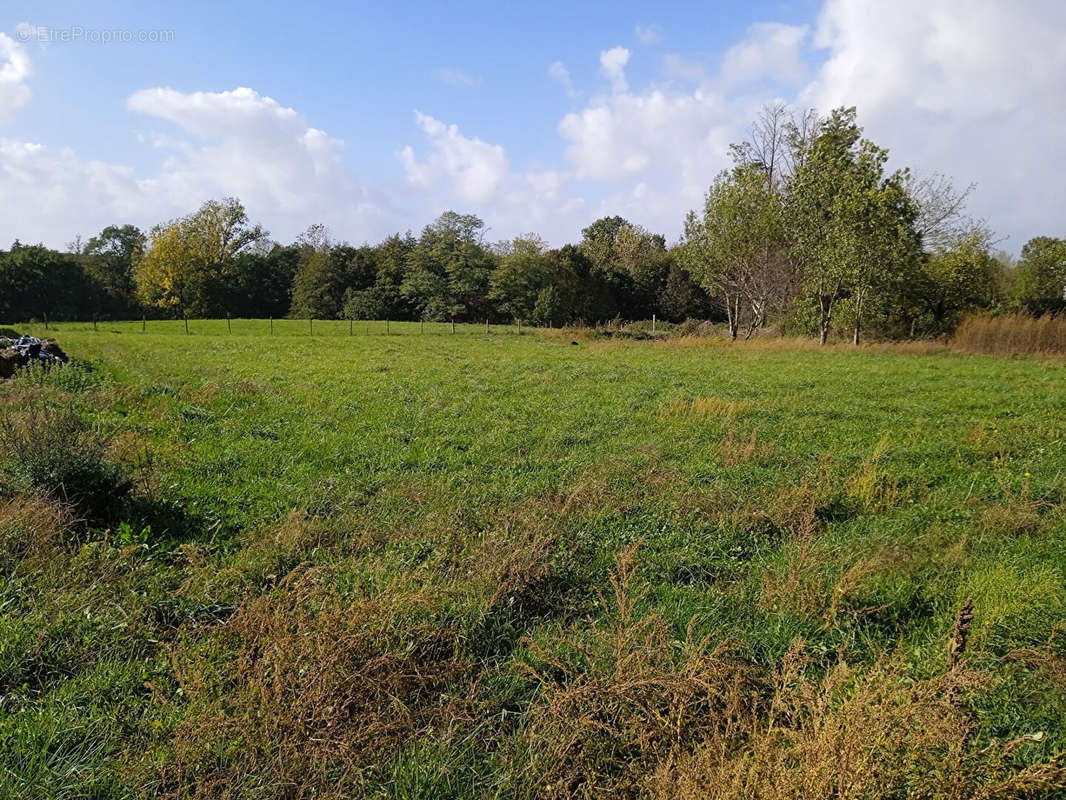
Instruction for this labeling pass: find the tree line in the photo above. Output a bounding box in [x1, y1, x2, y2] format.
[2, 105, 1064, 340]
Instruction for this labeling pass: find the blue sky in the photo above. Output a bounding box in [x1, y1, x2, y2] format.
[1, 1, 1063, 250]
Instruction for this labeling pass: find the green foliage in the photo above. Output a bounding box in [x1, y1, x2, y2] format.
[1011, 236, 1066, 315]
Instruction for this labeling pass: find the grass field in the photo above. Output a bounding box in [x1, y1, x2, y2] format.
[2, 323, 1066, 798]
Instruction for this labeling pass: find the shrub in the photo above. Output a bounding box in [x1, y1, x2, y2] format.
[0, 406, 132, 526]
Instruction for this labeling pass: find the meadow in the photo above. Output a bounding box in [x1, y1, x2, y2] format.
[2, 322, 1066, 799]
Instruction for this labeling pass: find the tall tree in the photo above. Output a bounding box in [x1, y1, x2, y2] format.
[788, 107, 920, 344]
[83, 224, 145, 315]
[135, 198, 265, 316]
[1010, 236, 1066, 315]
[403, 212, 495, 321]
[682, 162, 790, 339]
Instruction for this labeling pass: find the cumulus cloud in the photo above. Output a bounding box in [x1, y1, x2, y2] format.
[1, 86, 391, 246]
[549, 60, 578, 98]
[599, 46, 631, 94]
[4, 1, 1066, 250]
[0, 33, 32, 122]
[400, 111, 509, 204]
[397, 113, 587, 242]
[802, 0, 1066, 248]
[719, 22, 809, 87]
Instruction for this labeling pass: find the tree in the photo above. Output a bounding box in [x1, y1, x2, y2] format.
[788, 107, 921, 344]
[682, 162, 790, 339]
[905, 172, 978, 253]
[289, 230, 378, 320]
[0, 245, 98, 322]
[489, 235, 551, 321]
[134, 198, 266, 316]
[579, 217, 672, 321]
[402, 212, 495, 321]
[83, 224, 145, 315]
[1010, 236, 1066, 315]
[228, 244, 300, 318]
[914, 232, 1001, 334]
[657, 260, 714, 322]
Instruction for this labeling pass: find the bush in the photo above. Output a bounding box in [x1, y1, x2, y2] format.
[0, 406, 132, 526]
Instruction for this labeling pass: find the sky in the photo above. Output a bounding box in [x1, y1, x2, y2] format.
[1, 0, 1064, 251]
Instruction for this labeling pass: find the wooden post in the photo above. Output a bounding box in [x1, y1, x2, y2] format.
[652, 314, 656, 333]
[310, 317, 313, 336]
[184, 316, 189, 335]
[517, 318, 521, 335]
[142, 315, 146, 333]
[349, 319, 353, 336]
[44, 313, 49, 331]
[227, 314, 231, 334]
[93, 315, 97, 331]
[421, 319, 424, 334]
[386, 319, 390, 335]
[486, 319, 490, 334]
[451, 319, 456, 334]
[269, 316, 274, 336]
[366, 322, 370, 335]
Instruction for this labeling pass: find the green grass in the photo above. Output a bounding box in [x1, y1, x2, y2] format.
[2, 324, 1065, 798]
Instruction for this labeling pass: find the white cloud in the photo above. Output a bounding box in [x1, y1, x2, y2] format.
[0, 33, 32, 122]
[635, 24, 662, 46]
[802, 0, 1066, 248]
[720, 22, 809, 87]
[398, 114, 587, 243]
[5, 1, 1066, 251]
[599, 46, 631, 94]
[0, 87, 392, 246]
[549, 60, 578, 98]
[434, 67, 482, 87]
[400, 111, 509, 204]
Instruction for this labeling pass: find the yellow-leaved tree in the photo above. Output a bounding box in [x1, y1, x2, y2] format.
[134, 197, 265, 317]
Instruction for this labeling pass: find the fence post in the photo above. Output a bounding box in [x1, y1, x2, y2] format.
[44, 313, 49, 331]
[349, 319, 353, 336]
[227, 314, 231, 334]
[486, 319, 490, 334]
[93, 315, 97, 332]
[142, 315, 146, 333]
[451, 319, 456, 334]
[386, 319, 390, 335]
[421, 319, 424, 334]
[652, 314, 656, 333]
[184, 316, 189, 335]
[269, 316, 274, 336]
[310, 317, 313, 336]
[517, 318, 521, 335]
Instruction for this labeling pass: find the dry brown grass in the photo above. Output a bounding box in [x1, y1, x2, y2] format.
[719, 426, 771, 466]
[659, 395, 754, 420]
[0, 494, 70, 571]
[157, 508, 564, 800]
[650, 642, 1066, 800]
[514, 544, 1066, 800]
[517, 543, 761, 799]
[954, 313, 1066, 356]
[162, 564, 480, 799]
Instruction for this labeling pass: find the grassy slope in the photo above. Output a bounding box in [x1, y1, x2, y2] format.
[2, 325, 1066, 798]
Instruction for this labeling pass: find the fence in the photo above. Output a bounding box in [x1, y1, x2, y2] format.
[6, 317, 538, 338]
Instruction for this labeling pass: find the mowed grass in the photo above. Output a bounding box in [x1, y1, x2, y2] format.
[2, 324, 1066, 799]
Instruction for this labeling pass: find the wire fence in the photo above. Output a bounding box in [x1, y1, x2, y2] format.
[7, 317, 541, 338]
